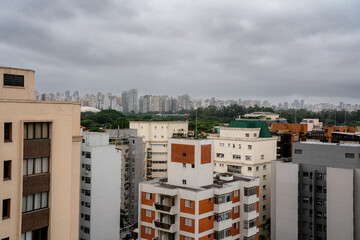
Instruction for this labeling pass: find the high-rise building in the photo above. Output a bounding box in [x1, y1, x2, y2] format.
[272, 142, 360, 240]
[138, 138, 260, 240]
[129, 121, 188, 180]
[79, 132, 121, 240]
[0, 67, 81, 240]
[122, 89, 139, 113]
[107, 129, 145, 225]
[211, 121, 277, 238]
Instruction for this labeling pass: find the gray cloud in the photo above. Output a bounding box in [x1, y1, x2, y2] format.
[1, 0, 360, 103]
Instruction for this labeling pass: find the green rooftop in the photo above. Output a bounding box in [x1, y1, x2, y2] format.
[227, 120, 273, 138]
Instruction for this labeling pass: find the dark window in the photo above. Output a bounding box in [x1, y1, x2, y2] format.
[191, 164, 195, 168]
[85, 177, 91, 184]
[345, 153, 355, 158]
[85, 152, 91, 159]
[4, 123, 12, 142]
[303, 171, 309, 177]
[2, 199, 10, 219]
[182, 153, 186, 157]
[3, 74, 24, 87]
[82, 151, 85, 156]
[182, 179, 186, 184]
[82, 139, 85, 143]
[3, 160, 11, 180]
[294, 149, 302, 154]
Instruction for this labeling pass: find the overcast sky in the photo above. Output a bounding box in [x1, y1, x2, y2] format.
[1, 0, 360, 104]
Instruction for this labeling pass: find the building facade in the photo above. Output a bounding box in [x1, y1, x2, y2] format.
[129, 121, 188, 180]
[0, 67, 81, 240]
[138, 138, 260, 240]
[271, 142, 360, 240]
[211, 121, 277, 238]
[107, 129, 145, 225]
[79, 132, 121, 240]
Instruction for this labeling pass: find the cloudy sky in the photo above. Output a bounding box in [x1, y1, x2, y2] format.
[1, 0, 360, 104]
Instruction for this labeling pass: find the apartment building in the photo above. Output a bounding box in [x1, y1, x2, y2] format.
[129, 121, 188, 179]
[79, 132, 121, 240]
[107, 128, 145, 225]
[139, 138, 260, 240]
[0, 67, 81, 240]
[272, 142, 360, 240]
[300, 119, 323, 132]
[211, 121, 277, 238]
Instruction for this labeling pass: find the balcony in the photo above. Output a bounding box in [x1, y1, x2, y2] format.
[22, 208, 49, 233]
[23, 173, 50, 196]
[154, 203, 172, 212]
[154, 220, 172, 230]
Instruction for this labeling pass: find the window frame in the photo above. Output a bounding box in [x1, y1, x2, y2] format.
[2, 199, 11, 219]
[4, 123, 12, 142]
[3, 160, 11, 180]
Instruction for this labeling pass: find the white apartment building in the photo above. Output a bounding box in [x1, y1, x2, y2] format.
[210, 121, 276, 239]
[129, 121, 188, 179]
[79, 132, 121, 240]
[139, 138, 260, 240]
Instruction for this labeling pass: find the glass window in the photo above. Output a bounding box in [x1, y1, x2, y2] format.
[42, 157, 49, 172]
[35, 158, 42, 174]
[41, 192, 48, 208]
[26, 195, 33, 212]
[27, 159, 34, 175]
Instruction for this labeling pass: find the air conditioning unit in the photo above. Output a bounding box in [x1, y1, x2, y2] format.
[85, 170, 89, 175]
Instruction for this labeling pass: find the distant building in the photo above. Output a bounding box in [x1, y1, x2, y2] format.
[270, 123, 308, 158]
[238, 112, 287, 127]
[300, 119, 323, 132]
[0, 67, 81, 240]
[138, 138, 260, 240]
[210, 121, 277, 238]
[122, 89, 138, 113]
[107, 129, 145, 225]
[272, 142, 360, 240]
[79, 132, 121, 240]
[130, 121, 188, 180]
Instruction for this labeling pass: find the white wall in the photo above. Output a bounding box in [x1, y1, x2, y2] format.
[327, 167, 354, 240]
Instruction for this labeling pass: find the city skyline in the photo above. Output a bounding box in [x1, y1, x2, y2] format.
[1, 0, 360, 103]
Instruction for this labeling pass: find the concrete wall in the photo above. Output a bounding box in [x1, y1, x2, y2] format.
[271, 160, 299, 240]
[327, 167, 354, 240]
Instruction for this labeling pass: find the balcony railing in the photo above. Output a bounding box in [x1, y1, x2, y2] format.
[154, 220, 173, 230]
[154, 203, 172, 212]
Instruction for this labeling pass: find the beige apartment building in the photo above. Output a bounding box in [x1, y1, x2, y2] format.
[210, 121, 277, 239]
[129, 121, 188, 179]
[0, 67, 81, 240]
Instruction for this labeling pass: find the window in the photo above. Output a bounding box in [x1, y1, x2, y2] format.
[263, 205, 266, 210]
[233, 155, 241, 159]
[263, 185, 266, 190]
[263, 195, 266, 200]
[234, 190, 239, 197]
[184, 237, 192, 240]
[220, 143, 224, 147]
[183, 163, 186, 168]
[191, 164, 195, 168]
[184, 200, 192, 208]
[263, 165, 267, 170]
[182, 153, 187, 157]
[302, 196, 309, 203]
[182, 179, 187, 185]
[23, 122, 49, 140]
[84, 190, 91, 196]
[3, 160, 11, 180]
[184, 218, 192, 226]
[256, 166, 259, 171]
[83, 227, 90, 234]
[233, 144, 235, 148]
[294, 149, 302, 154]
[238, 144, 241, 149]
[248, 145, 252, 150]
[214, 193, 232, 204]
[316, 173, 323, 180]
[216, 153, 224, 158]
[345, 153, 355, 158]
[145, 210, 152, 217]
[244, 187, 256, 196]
[261, 155, 264, 160]
[84, 214, 90, 221]
[214, 210, 232, 222]
[4, 123, 12, 142]
[3, 74, 24, 87]
[214, 228, 232, 239]
[2, 199, 10, 219]
[145, 227, 152, 234]
[85, 152, 91, 158]
[245, 155, 251, 160]
[22, 192, 48, 213]
[244, 203, 256, 212]
[263, 175, 267, 180]
[248, 167, 252, 171]
[234, 206, 239, 213]
[303, 171, 309, 177]
[244, 219, 256, 229]
[84, 177, 91, 184]
[246, 133, 249, 137]
[23, 157, 49, 176]
[145, 193, 152, 200]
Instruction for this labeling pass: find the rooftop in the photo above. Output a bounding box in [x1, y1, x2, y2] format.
[228, 120, 273, 138]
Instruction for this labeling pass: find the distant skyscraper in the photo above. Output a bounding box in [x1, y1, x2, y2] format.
[122, 89, 138, 113]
